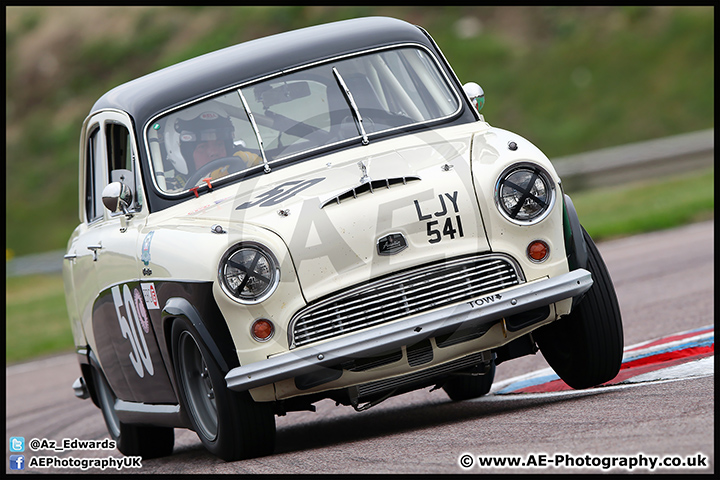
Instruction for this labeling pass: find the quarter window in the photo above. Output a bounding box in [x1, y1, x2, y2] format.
[84, 126, 103, 223]
[83, 115, 142, 223]
[106, 122, 140, 212]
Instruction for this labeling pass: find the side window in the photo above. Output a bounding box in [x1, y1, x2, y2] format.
[85, 126, 103, 223]
[105, 122, 141, 212]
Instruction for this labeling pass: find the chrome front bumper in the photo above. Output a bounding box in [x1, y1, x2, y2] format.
[225, 269, 592, 392]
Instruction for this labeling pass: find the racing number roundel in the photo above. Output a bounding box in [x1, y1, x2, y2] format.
[111, 285, 154, 378]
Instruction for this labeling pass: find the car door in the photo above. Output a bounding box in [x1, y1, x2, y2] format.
[65, 119, 105, 356]
[76, 111, 176, 404]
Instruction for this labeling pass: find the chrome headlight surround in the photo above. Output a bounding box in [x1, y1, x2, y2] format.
[218, 242, 280, 304]
[494, 163, 557, 225]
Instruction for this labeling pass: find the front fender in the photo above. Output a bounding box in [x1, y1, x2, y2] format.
[161, 295, 239, 374]
[563, 193, 588, 271]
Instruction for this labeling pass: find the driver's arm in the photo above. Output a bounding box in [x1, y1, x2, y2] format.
[233, 150, 263, 167]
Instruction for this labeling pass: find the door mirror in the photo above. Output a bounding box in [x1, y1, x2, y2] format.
[463, 82, 485, 113]
[102, 181, 133, 215]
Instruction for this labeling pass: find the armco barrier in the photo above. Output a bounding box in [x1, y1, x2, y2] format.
[552, 128, 713, 192]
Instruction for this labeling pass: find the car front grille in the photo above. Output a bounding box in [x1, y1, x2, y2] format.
[289, 254, 523, 348]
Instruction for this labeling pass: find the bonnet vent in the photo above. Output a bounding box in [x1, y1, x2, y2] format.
[320, 176, 421, 209]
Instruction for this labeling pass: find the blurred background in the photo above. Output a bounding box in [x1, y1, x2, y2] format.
[5, 6, 714, 362]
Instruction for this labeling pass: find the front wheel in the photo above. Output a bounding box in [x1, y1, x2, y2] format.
[534, 227, 624, 389]
[171, 318, 275, 461]
[91, 365, 174, 458]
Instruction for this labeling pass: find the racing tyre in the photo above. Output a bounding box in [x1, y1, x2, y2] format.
[534, 227, 623, 389]
[171, 318, 275, 461]
[90, 365, 174, 458]
[442, 361, 496, 401]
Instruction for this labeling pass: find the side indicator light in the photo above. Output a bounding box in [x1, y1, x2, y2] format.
[527, 240, 550, 263]
[251, 319, 275, 342]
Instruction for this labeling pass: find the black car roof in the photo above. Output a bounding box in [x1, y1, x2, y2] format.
[90, 16, 437, 127]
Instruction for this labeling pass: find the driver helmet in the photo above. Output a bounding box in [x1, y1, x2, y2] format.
[174, 109, 235, 171]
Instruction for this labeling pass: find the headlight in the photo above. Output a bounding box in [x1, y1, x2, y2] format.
[218, 242, 280, 304]
[495, 163, 556, 225]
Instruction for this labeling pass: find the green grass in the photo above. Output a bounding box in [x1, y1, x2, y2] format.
[572, 167, 714, 241]
[6, 273, 74, 364]
[5, 169, 714, 364]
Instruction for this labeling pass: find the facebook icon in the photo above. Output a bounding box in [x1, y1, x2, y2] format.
[9, 455, 25, 470]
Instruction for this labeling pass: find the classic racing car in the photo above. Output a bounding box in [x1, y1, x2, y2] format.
[63, 16, 623, 461]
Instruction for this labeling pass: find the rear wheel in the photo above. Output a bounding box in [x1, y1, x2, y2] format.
[91, 365, 174, 458]
[534, 227, 623, 389]
[442, 361, 496, 401]
[171, 318, 275, 461]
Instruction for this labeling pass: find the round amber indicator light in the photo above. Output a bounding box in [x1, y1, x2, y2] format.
[527, 240, 549, 262]
[252, 319, 275, 342]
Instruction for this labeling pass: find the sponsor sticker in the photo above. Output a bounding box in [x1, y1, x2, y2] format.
[141, 283, 160, 310]
[141, 231, 154, 266]
[133, 288, 151, 334]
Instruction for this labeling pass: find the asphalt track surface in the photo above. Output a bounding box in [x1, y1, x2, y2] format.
[6, 220, 714, 474]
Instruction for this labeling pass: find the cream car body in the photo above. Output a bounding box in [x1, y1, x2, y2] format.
[64, 16, 623, 461]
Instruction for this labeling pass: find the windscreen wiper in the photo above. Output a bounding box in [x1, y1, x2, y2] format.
[332, 67, 369, 146]
[238, 89, 272, 173]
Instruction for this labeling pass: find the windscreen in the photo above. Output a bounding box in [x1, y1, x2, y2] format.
[146, 46, 461, 195]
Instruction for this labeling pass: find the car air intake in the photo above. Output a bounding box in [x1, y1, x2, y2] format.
[290, 254, 523, 348]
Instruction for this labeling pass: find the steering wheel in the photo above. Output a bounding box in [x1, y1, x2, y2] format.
[361, 109, 412, 131]
[268, 118, 336, 158]
[185, 156, 248, 189]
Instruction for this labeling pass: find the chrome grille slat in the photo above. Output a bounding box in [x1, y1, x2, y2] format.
[294, 275, 518, 341]
[291, 254, 523, 348]
[293, 277, 520, 344]
[314, 261, 499, 317]
[296, 262, 513, 328]
[296, 268, 517, 333]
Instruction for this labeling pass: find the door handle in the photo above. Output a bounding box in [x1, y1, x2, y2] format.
[87, 244, 103, 261]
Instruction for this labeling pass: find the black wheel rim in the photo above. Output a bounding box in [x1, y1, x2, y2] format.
[178, 331, 218, 441]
